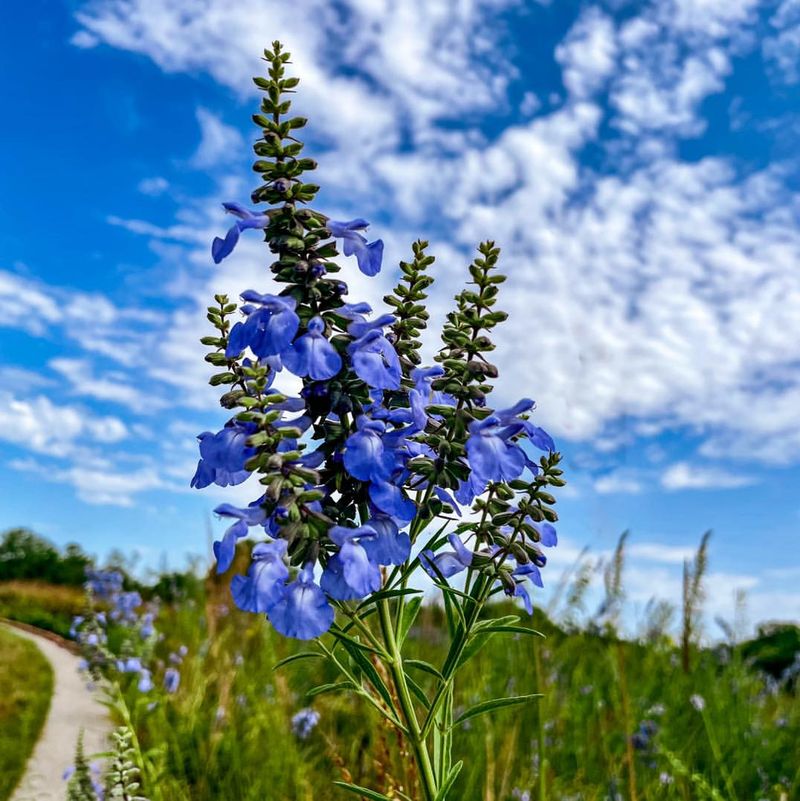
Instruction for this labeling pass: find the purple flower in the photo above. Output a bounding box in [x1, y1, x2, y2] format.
[138, 668, 154, 693]
[291, 707, 320, 739]
[360, 515, 411, 566]
[191, 421, 257, 490]
[343, 417, 392, 481]
[281, 316, 342, 380]
[212, 202, 270, 263]
[320, 526, 382, 600]
[268, 563, 334, 640]
[231, 540, 290, 613]
[327, 218, 384, 276]
[348, 330, 401, 390]
[164, 667, 181, 694]
[420, 534, 474, 580]
[227, 291, 299, 359]
[507, 562, 543, 615]
[212, 501, 268, 574]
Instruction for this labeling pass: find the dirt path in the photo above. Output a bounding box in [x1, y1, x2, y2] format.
[3, 624, 111, 801]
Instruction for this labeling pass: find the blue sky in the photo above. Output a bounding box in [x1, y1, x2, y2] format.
[2, 0, 799, 630]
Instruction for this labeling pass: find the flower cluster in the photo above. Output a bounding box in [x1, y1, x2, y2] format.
[192, 42, 564, 642]
[73, 568, 182, 696]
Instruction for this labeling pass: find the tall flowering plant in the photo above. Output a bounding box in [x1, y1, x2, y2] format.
[193, 41, 564, 801]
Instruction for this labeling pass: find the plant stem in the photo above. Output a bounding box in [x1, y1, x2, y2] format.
[378, 599, 438, 801]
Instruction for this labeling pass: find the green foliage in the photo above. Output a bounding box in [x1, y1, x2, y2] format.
[0, 626, 53, 801]
[0, 528, 92, 586]
[100, 593, 798, 801]
[105, 727, 149, 801]
[67, 731, 98, 801]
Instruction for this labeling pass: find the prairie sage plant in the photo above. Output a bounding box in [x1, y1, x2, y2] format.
[193, 41, 564, 801]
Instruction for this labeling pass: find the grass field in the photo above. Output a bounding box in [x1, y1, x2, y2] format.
[114, 597, 798, 801]
[0, 626, 54, 801]
[2, 572, 796, 801]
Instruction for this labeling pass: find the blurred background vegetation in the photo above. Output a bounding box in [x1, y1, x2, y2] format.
[0, 526, 797, 801]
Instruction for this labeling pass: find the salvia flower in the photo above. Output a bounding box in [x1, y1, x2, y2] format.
[327, 218, 384, 276]
[320, 526, 382, 600]
[281, 316, 342, 380]
[231, 539, 290, 613]
[268, 563, 334, 640]
[421, 534, 474, 580]
[226, 292, 299, 358]
[212, 202, 270, 264]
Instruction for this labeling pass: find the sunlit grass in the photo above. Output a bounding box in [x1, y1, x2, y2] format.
[0, 626, 54, 801]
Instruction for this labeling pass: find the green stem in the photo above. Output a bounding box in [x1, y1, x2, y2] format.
[701, 709, 739, 801]
[378, 599, 438, 801]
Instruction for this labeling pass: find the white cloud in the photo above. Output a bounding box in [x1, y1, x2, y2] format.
[189, 108, 244, 169]
[49, 358, 163, 413]
[10, 457, 163, 507]
[0, 392, 127, 458]
[137, 176, 169, 195]
[594, 470, 643, 495]
[60, 0, 800, 476]
[555, 8, 617, 98]
[661, 461, 754, 490]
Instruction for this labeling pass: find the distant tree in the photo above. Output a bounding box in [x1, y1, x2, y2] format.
[0, 528, 93, 585]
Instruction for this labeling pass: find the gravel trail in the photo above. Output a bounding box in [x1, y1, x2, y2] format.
[3, 623, 111, 801]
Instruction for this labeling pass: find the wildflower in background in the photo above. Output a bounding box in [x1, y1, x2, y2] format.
[291, 707, 320, 739]
[690, 693, 705, 711]
[327, 218, 384, 276]
[164, 667, 180, 693]
[137, 669, 154, 693]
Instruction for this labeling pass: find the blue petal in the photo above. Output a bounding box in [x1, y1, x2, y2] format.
[369, 480, 416, 522]
[212, 224, 241, 264]
[361, 516, 411, 565]
[537, 523, 558, 548]
[213, 519, 248, 574]
[268, 564, 334, 640]
[282, 316, 342, 380]
[320, 554, 360, 600]
[231, 542, 289, 613]
[344, 425, 390, 482]
[357, 239, 384, 277]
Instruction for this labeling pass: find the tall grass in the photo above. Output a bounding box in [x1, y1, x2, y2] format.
[106, 533, 797, 801]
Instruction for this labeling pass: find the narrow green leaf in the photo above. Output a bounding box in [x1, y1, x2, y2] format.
[397, 595, 423, 647]
[405, 659, 444, 682]
[332, 781, 394, 801]
[336, 637, 396, 711]
[357, 586, 422, 612]
[435, 760, 463, 801]
[479, 624, 544, 638]
[405, 673, 431, 710]
[306, 681, 353, 698]
[272, 651, 322, 671]
[451, 694, 541, 729]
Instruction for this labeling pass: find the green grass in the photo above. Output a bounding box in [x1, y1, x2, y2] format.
[112, 597, 798, 801]
[0, 626, 54, 801]
[0, 580, 84, 638]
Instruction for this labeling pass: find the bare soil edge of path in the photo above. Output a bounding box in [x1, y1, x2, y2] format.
[2, 623, 111, 801]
